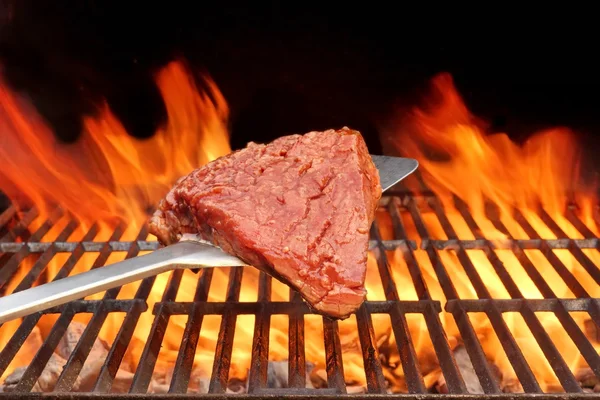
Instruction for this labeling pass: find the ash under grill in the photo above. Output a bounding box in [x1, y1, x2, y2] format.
[0, 192, 599, 399]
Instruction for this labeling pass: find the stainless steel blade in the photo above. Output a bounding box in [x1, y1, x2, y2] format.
[371, 155, 419, 191]
[0, 241, 247, 324]
[0, 154, 418, 324]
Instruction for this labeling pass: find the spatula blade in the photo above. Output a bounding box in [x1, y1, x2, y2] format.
[371, 155, 419, 192]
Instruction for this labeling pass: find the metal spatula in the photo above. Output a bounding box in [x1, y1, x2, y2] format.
[0, 155, 418, 324]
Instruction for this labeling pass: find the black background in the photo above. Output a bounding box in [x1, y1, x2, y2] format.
[1, 1, 599, 155]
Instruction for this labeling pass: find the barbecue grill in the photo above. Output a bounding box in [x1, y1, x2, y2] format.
[0, 189, 598, 399]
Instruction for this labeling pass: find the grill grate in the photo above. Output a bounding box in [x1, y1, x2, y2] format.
[0, 192, 598, 398]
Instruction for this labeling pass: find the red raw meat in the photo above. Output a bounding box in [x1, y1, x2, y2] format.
[149, 127, 381, 318]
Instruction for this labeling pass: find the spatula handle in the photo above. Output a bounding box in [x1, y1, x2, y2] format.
[0, 241, 240, 324]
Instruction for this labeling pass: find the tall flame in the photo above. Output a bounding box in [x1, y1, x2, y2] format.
[0, 60, 230, 228]
[381, 73, 600, 391]
[0, 60, 233, 381]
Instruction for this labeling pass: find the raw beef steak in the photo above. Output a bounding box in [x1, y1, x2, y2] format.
[149, 127, 382, 318]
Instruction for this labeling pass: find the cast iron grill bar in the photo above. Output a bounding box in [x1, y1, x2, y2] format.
[88, 223, 127, 271]
[428, 198, 493, 298]
[92, 225, 152, 393]
[565, 206, 598, 238]
[402, 197, 472, 394]
[538, 207, 600, 286]
[0, 313, 42, 378]
[496, 256, 580, 387]
[510, 208, 583, 297]
[422, 197, 503, 393]
[208, 267, 244, 393]
[168, 268, 214, 393]
[0, 208, 72, 312]
[0, 207, 38, 242]
[490, 213, 556, 297]
[457, 198, 585, 303]
[129, 268, 184, 393]
[453, 199, 522, 300]
[54, 220, 123, 392]
[0, 205, 16, 231]
[412, 195, 544, 393]
[521, 208, 590, 298]
[370, 221, 402, 301]
[417, 198, 502, 394]
[288, 289, 307, 388]
[0, 242, 160, 253]
[384, 200, 429, 393]
[322, 319, 346, 393]
[528, 208, 600, 378]
[154, 300, 431, 316]
[512, 206, 596, 298]
[355, 304, 387, 393]
[566, 203, 600, 330]
[432, 196, 584, 392]
[247, 272, 272, 393]
[370, 217, 428, 393]
[487, 206, 600, 384]
[458, 199, 592, 391]
[494, 204, 595, 388]
[388, 302, 428, 393]
[593, 206, 600, 233]
[6, 238, 600, 253]
[388, 199, 429, 298]
[1, 394, 600, 399]
[553, 208, 600, 328]
[343, 221, 386, 393]
[0, 224, 99, 378]
[55, 223, 128, 392]
[0, 207, 64, 292]
[91, 302, 147, 393]
[423, 239, 599, 250]
[12, 219, 79, 293]
[0, 204, 17, 244]
[532, 211, 600, 286]
[53, 300, 119, 393]
[14, 307, 76, 392]
[446, 298, 598, 312]
[6, 301, 142, 392]
[457, 190, 590, 375]
[51, 224, 101, 281]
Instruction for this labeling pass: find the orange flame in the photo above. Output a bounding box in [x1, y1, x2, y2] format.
[381, 73, 600, 391]
[0, 60, 230, 228]
[0, 60, 233, 381]
[0, 61, 598, 393]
